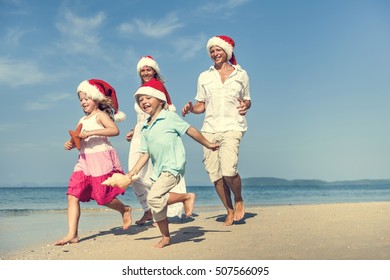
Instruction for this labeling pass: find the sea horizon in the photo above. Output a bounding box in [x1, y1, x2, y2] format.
[2, 176, 390, 188]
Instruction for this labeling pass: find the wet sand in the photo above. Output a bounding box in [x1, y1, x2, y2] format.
[3, 202, 390, 260]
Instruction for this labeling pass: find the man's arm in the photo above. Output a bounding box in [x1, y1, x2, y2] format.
[181, 101, 205, 116]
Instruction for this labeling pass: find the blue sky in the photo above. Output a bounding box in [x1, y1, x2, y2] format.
[1, 0, 389, 186]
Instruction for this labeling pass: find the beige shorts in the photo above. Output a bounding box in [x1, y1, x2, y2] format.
[202, 131, 244, 183]
[147, 171, 180, 222]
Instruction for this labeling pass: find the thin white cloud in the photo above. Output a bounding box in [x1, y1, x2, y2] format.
[120, 12, 183, 38]
[24, 92, 73, 111]
[199, 0, 251, 16]
[23, 101, 52, 111]
[227, 0, 251, 8]
[5, 27, 32, 45]
[2, 0, 29, 16]
[55, 9, 106, 54]
[46, 92, 73, 102]
[0, 57, 47, 87]
[171, 33, 208, 60]
[117, 22, 135, 34]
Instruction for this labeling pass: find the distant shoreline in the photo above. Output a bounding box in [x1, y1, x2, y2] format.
[2, 177, 390, 188]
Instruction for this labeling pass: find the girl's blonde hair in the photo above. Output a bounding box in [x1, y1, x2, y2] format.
[97, 96, 116, 121]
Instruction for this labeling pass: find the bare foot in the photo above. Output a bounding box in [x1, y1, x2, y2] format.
[224, 211, 234, 226]
[54, 235, 79, 246]
[233, 200, 245, 221]
[154, 236, 171, 248]
[122, 206, 132, 230]
[183, 193, 196, 218]
[135, 210, 153, 225]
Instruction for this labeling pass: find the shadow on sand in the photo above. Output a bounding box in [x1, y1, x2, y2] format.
[79, 211, 257, 246]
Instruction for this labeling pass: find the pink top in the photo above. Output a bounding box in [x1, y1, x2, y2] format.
[74, 113, 123, 177]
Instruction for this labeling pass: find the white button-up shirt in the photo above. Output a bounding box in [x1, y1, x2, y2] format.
[195, 64, 251, 133]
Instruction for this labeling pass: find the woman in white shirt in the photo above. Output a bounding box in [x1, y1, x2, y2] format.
[126, 56, 186, 225]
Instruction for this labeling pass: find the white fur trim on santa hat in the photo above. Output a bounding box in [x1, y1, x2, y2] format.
[137, 56, 160, 75]
[207, 36, 234, 60]
[134, 86, 167, 103]
[168, 104, 176, 112]
[77, 80, 104, 101]
[114, 111, 126, 122]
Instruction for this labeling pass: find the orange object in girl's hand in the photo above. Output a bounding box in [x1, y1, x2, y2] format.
[69, 123, 83, 150]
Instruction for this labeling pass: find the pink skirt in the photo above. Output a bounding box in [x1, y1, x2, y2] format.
[67, 149, 126, 205]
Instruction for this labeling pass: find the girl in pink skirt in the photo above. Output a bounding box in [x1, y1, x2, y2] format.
[55, 79, 131, 246]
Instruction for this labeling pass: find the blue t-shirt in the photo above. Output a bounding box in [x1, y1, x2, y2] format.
[140, 109, 190, 181]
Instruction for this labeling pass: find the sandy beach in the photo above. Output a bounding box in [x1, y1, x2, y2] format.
[2, 201, 390, 260]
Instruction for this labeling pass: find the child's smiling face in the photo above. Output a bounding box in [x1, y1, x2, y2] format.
[78, 91, 98, 114]
[137, 94, 164, 116]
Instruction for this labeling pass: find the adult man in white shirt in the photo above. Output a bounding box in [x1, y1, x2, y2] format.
[182, 35, 251, 226]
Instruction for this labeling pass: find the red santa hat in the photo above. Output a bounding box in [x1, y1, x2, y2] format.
[77, 79, 126, 122]
[136, 55, 160, 75]
[207, 35, 237, 65]
[133, 78, 176, 111]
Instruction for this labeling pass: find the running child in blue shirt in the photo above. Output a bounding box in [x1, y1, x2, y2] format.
[103, 78, 219, 248]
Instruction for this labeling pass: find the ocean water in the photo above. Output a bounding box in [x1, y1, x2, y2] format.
[1, 184, 390, 256]
[1, 184, 390, 214]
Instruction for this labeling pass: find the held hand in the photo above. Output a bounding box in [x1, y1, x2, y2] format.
[181, 101, 193, 117]
[102, 173, 139, 189]
[237, 99, 248, 116]
[208, 142, 220, 151]
[125, 129, 134, 142]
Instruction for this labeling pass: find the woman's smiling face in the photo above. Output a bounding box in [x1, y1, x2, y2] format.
[140, 66, 156, 83]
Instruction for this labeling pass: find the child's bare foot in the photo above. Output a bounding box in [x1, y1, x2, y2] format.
[54, 235, 79, 246]
[154, 236, 171, 248]
[135, 209, 153, 225]
[233, 200, 245, 221]
[224, 211, 234, 226]
[183, 193, 196, 218]
[122, 206, 132, 230]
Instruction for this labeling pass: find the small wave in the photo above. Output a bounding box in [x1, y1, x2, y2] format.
[0, 209, 54, 216]
[0, 207, 118, 217]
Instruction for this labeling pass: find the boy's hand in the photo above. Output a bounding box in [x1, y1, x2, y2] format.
[208, 142, 219, 151]
[102, 173, 139, 189]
